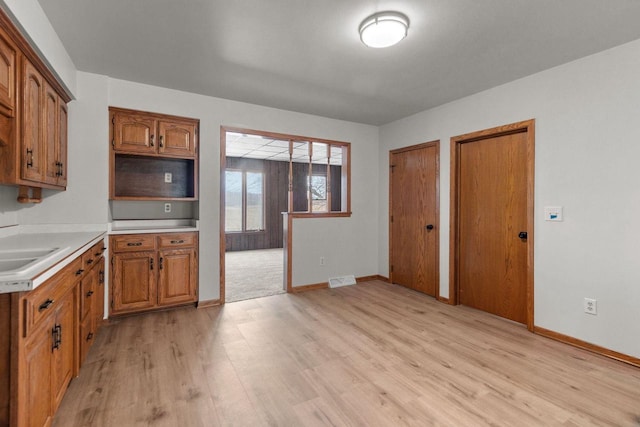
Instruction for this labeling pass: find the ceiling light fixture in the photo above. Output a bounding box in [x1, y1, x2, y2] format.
[359, 11, 409, 48]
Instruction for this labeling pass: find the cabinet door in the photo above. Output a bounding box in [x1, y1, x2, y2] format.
[44, 82, 59, 186]
[158, 119, 196, 157]
[51, 289, 74, 413]
[0, 31, 15, 117]
[23, 323, 53, 427]
[113, 112, 157, 155]
[157, 248, 197, 306]
[94, 258, 105, 334]
[22, 60, 45, 182]
[57, 100, 68, 186]
[112, 252, 157, 314]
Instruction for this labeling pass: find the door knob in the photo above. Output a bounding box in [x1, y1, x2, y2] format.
[518, 231, 528, 239]
[425, 224, 434, 230]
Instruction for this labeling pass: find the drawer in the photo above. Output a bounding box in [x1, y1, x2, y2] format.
[111, 234, 156, 253]
[157, 232, 196, 249]
[24, 257, 81, 337]
[82, 240, 106, 270]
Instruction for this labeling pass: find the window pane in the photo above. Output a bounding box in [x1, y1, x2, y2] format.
[246, 172, 264, 231]
[225, 171, 242, 232]
[309, 175, 327, 212]
[330, 145, 345, 212]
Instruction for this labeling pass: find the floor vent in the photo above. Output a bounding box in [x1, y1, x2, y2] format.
[329, 275, 356, 288]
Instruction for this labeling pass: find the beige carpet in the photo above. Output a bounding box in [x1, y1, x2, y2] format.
[225, 248, 285, 302]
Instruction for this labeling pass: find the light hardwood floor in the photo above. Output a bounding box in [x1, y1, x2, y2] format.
[53, 281, 640, 426]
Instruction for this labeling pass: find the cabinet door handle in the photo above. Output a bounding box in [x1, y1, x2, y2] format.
[39, 299, 54, 312]
[127, 242, 143, 247]
[159, 257, 163, 270]
[150, 257, 154, 270]
[26, 148, 33, 168]
[170, 240, 184, 244]
[150, 135, 155, 147]
[76, 269, 85, 276]
[51, 324, 61, 351]
[99, 270, 105, 283]
[86, 258, 94, 264]
[159, 135, 164, 148]
[86, 290, 94, 297]
[86, 332, 93, 341]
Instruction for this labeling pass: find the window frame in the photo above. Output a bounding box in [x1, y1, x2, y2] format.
[224, 168, 266, 233]
[221, 127, 351, 219]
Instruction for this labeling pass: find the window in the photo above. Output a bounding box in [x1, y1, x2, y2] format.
[309, 175, 327, 212]
[223, 128, 351, 218]
[225, 170, 265, 232]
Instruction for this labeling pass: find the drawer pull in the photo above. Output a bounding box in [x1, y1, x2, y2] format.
[38, 299, 54, 312]
[86, 258, 94, 264]
[127, 242, 143, 247]
[76, 269, 85, 276]
[86, 290, 94, 297]
[171, 240, 185, 244]
[86, 332, 93, 341]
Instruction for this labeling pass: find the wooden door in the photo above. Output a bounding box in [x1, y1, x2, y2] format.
[454, 123, 533, 325]
[57, 100, 68, 186]
[44, 82, 59, 185]
[112, 252, 157, 314]
[113, 112, 157, 155]
[157, 248, 196, 306]
[0, 32, 15, 117]
[23, 323, 53, 427]
[94, 258, 105, 334]
[51, 289, 74, 413]
[390, 142, 439, 296]
[22, 60, 45, 182]
[158, 120, 196, 157]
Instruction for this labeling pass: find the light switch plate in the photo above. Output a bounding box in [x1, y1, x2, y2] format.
[544, 206, 563, 221]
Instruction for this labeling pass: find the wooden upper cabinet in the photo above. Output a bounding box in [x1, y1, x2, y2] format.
[57, 101, 68, 187]
[22, 60, 45, 183]
[111, 108, 197, 158]
[158, 119, 196, 157]
[44, 83, 58, 185]
[113, 112, 157, 155]
[0, 31, 16, 117]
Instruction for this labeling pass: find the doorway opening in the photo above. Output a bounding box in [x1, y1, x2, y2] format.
[450, 119, 535, 330]
[220, 128, 351, 303]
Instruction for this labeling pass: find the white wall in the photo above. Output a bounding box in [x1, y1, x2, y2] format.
[1, 0, 76, 96]
[379, 38, 640, 358]
[105, 77, 379, 300]
[18, 72, 109, 225]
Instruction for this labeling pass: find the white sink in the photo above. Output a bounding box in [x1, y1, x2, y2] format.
[0, 248, 59, 260]
[0, 247, 65, 274]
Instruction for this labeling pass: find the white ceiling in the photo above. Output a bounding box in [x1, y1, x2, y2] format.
[37, 0, 640, 125]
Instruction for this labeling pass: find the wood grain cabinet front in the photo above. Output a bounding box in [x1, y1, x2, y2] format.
[110, 232, 198, 316]
[112, 110, 197, 158]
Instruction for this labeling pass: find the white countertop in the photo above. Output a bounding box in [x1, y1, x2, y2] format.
[0, 227, 106, 293]
[108, 219, 199, 234]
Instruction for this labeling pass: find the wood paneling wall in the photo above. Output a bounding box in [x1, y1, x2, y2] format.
[292, 163, 342, 212]
[225, 157, 288, 251]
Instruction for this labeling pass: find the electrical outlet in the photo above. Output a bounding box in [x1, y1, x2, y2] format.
[164, 203, 171, 213]
[584, 298, 597, 315]
[320, 256, 325, 266]
[164, 172, 172, 183]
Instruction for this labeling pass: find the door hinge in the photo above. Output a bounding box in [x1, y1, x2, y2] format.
[110, 300, 114, 309]
[390, 265, 394, 273]
[390, 215, 393, 223]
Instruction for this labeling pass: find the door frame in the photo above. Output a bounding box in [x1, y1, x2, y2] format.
[449, 120, 535, 331]
[389, 140, 440, 298]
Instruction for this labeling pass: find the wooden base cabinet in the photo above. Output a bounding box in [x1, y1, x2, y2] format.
[110, 232, 198, 316]
[0, 238, 105, 427]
